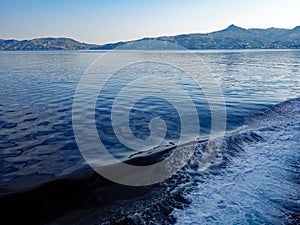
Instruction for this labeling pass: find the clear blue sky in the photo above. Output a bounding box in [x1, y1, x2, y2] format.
[1, 0, 300, 44]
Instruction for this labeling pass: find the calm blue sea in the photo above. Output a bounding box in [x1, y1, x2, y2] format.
[0, 50, 299, 224]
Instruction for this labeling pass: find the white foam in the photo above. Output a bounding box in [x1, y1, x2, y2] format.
[173, 98, 300, 224]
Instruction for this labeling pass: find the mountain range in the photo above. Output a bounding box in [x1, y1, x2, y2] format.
[1, 24, 300, 50]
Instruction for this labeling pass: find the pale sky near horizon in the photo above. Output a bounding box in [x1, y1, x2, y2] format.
[0, 0, 300, 44]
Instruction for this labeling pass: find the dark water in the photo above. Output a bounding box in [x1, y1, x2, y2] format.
[0, 50, 299, 224]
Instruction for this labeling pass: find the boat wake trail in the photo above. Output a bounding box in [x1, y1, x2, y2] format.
[90, 98, 300, 225]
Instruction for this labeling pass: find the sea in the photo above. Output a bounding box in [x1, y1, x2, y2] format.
[0, 49, 299, 224]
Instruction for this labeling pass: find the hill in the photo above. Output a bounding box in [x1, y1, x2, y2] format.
[1, 25, 300, 50]
[94, 24, 300, 50]
[0, 37, 98, 50]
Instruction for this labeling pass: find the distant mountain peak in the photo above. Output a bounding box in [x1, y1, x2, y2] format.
[214, 24, 248, 34]
[226, 24, 243, 30]
[228, 24, 238, 28]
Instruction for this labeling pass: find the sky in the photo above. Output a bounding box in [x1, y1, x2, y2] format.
[1, 0, 300, 44]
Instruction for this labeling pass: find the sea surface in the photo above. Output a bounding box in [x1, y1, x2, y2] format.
[0, 50, 299, 224]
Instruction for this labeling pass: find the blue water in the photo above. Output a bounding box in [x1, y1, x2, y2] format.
[0, 50, 299, 223]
